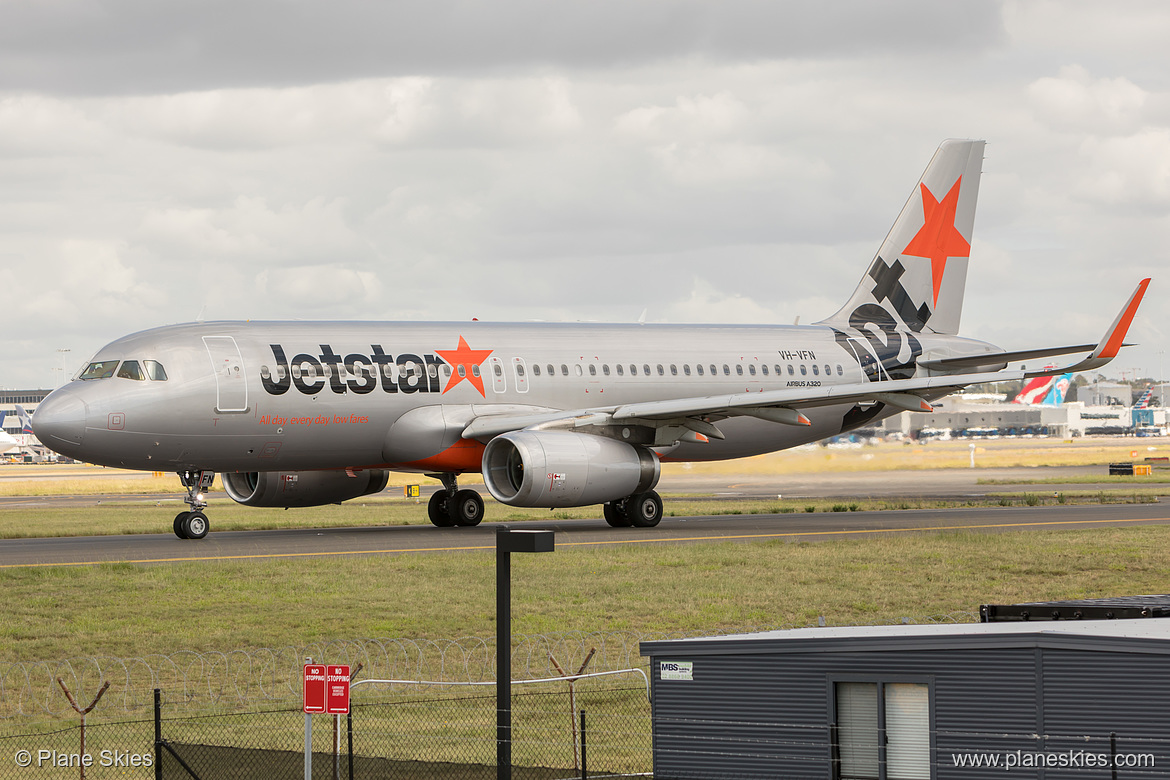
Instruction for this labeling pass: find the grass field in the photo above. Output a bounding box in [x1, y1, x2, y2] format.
[2, 524, 1169, 664]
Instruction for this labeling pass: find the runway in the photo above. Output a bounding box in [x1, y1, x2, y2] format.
[1, 500, 1166, 568]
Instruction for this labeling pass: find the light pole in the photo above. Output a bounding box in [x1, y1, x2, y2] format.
[56, 349, 71, 387]
[496, 526, 555, 780]
[1159, 350, 1166, 409]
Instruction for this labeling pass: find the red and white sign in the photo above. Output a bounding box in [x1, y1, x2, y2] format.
[327, 665, 351, 714]
[304, 664, 351, 714]
[303, 664, 327, 713]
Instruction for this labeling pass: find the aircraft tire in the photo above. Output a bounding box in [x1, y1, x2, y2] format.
[428, 491, 456, 527]
[183, 511, 209, 540]
[173, 511, 190, 539]
[627, 491, 663, 528]
[603, 501, 632, 527]
[449, 490, 484, 527]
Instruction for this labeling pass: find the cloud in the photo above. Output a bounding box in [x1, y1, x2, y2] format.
[0, 1, 1005, 96]
[1028, 65, 1146, 132]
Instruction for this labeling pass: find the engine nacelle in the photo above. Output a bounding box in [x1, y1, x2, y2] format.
[222, 470, 390, 508]
[482, 430, 659, 508]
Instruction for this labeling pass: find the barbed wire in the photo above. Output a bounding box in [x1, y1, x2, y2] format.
[0, 612, 978, 718]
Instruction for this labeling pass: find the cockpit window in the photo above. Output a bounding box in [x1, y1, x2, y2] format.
[144, 360, 168, 381]
[117, 361, 145, 381]
[79, 360, 120, 380]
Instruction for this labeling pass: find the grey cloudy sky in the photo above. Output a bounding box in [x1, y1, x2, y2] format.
[4, 0, 1168, 389]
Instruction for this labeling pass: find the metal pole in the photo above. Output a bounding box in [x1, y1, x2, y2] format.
[579, 709, 587, 780]
[497, 526, 512, 780]
[153, 689, 162, 780]
[305, 656, 313, 780]
[347, 710, 354, 780]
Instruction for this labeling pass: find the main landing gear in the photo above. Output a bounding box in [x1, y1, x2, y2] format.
[174, 469, 214, 540]
[426, 473, 485, 528]
[603, 490, 663, 528]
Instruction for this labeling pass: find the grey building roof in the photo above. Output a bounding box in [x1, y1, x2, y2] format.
[640, 618, 1170, 658]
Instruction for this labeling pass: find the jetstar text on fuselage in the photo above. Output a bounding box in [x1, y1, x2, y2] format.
[260, 344, 490, 396]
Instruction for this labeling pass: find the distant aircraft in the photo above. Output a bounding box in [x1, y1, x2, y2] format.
[1012, 370, 1074, 406]
[32, 140, 1151, 540]
[1134, 386, 1155, 409]
[0, 413, 20, 454]
[14, 405, 34, 436]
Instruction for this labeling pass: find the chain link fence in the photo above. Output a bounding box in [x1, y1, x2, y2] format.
[0, 617, 979, 719]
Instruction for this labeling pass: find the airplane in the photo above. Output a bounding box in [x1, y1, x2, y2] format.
[1012, 369, 1074, 406]
[14, 405, 34, 436]
[31, 139, 1151, 540]
[0, 413, 20, 454]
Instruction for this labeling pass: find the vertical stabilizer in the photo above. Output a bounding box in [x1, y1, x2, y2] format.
[819, 139, 984, 335]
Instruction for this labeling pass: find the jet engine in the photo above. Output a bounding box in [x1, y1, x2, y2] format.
[482, 430, 659, 508]
[222, 469, 390, 508]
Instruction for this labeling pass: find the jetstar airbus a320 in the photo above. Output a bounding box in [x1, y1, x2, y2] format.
[32, 140, 1151, 539]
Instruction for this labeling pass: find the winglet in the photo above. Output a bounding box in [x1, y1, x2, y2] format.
[1026, 278, 1151, 378]
[1093, 278, 1150, 360]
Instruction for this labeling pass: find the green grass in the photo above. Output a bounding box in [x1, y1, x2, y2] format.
[3, 525, 1170, 664]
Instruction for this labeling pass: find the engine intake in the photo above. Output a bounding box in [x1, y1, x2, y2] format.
[482, 430, 659, 508]
[222, 470, 390, 508]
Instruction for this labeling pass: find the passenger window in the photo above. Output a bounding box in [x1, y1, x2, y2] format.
[80, 360, 120, 380]
[589, 365, 597, 376]
[602, 365, 610, 376]
[736, 365, 743, 376]
[516, 364, 526, 377]
[722, 364, 730, 376]
[494, 364, 503, 377]
[710, 364, 717, 376]
[788, 364, 794, 376]
[144, 360, 168, 381]
[616, 364, 624, 376]
[117, 361, 145, 381]
[824, 365, 830, 376]
[748, 364, 756, 376]
[472, 365, 481, 377]
[775, 365, 782, 376]
[696, 364, 704, 376]
[630, 364, 638, 376]
[683, 365, 691, 376]
[837, 365, 844, 376]
[812, 364, 820, 376]
[761, 365, 768, 376]
[643, 364, 651, 376]
[657, 364, 665, 376]
[427, 363, 438, 378]
[442, 365, 452, 376]
[458, 365, 467, 377]
[547, 364, 554, 376]
[533, 364, 541, 377]
[575, 365, 583, 376]
[670, 365, 678, 376]
[561, 364, 569, 376]
[800, 364, 807, 375]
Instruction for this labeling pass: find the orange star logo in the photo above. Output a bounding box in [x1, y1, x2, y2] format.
[901, 177, 971, 307]
[435, 336, 494, 397]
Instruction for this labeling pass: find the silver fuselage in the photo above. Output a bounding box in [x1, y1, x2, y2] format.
[33, 320, 993, 474]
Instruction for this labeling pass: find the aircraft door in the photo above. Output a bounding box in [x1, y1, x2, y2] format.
[512, 358, 529, 393]
[203, 336, 249, 412]
[488, 357, 506, 394]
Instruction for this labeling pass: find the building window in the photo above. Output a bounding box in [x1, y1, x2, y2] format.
[835, 681, 930, 780]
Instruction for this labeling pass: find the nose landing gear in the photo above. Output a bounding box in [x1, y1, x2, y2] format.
[174, 470, 214, 539]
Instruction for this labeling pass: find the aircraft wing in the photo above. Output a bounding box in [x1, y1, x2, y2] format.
[463, 279, 1150, 442]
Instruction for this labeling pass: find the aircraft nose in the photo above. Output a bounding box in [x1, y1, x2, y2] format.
[32, 388, 88, 450]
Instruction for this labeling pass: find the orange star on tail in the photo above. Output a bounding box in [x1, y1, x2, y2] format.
[901, 177, 970, 307]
